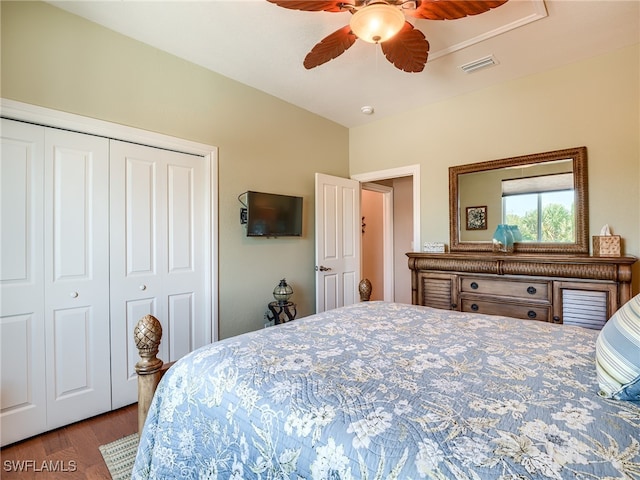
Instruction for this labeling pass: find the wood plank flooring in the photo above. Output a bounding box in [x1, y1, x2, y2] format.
[1, 403, 137, 480]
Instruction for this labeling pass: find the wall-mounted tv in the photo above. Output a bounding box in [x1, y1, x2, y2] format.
[241, 191, 303, 237]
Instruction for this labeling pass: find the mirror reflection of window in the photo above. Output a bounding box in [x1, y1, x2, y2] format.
[501, 172, 575, 243]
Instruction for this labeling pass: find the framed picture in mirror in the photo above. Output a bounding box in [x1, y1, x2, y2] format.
[466, 205, 487, 230]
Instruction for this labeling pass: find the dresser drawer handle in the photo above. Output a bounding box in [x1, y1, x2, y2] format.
[471, 303, 479, 311]
[470, 282, 479, 290]
[528, 310, 537, 319]
[527, 286, 537, 295]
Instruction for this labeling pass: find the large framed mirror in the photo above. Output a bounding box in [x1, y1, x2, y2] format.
[449, 146, 589, 254]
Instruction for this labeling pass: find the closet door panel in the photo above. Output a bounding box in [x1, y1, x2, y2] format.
[123, 297, 158, 389]
[0, 119, 46, 446]
[168, 164, 193, 271]
[51, 148, 90, 277]
[110, 142, 165, 408]
[168, 292, 194, 361]
[0, 120, 44, 313]
[51, 307, 90, 396]
[0, 313, 45, 446]
[110, 140, 208, 408]
[44, 129, 111, 429]
[126, 157, 158, 275]
[164, 157, 206, 361]
[1, 316, 34, 405]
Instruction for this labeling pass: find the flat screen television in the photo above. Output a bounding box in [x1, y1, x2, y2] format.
[243, 191, 303, 237]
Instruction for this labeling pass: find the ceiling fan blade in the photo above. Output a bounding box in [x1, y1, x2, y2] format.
[408, 0, 508, 20]
[303, 25, 358, 69]
[381, 22, 429, 73]
[266, 0, 354, 13]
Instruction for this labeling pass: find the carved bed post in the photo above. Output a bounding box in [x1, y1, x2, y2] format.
[134, 314, 163, 434]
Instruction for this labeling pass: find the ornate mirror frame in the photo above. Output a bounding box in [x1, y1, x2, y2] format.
[449, 146, 589, 254]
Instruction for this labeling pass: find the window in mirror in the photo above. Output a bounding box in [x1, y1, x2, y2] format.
[502, 172, 575, 243]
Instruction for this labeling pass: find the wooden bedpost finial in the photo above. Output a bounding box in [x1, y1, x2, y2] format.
[134, 314, 163, 374]
[134, 314, 164, 433]
[359, 278, 372, 302]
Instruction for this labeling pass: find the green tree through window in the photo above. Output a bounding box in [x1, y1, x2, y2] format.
[504, 191, 574, 243]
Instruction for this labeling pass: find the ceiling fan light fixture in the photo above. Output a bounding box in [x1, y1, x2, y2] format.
[349, 1, 405, 44]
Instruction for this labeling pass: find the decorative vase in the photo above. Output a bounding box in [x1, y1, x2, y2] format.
[273, 279, 293, 304]
[358, 278, 372, 302]
[493, 224, 514, 253]
[508, 225, 523, 242]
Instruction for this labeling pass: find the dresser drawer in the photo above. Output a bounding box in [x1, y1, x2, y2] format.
[460, 298, 551, 322]
[460, 276, 550, 301]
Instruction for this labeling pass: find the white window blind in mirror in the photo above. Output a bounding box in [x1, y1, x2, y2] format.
[502, 172, 574, 196]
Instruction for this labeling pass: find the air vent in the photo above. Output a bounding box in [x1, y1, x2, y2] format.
[460, 55, 498, 74]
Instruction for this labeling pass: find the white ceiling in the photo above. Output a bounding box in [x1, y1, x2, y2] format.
[49, 0, 639, 128]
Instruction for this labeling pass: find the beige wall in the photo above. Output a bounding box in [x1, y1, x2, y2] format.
[1, 1, 350, 338]
[3, 2, 639, 342]
[350, 44, 640, 294]
[391, 176, 413, 304]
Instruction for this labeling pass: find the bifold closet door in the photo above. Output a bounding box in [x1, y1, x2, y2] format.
[109, 140, 209, 408]
[1, 120, 111, 444]
[43, 128, 111, 430]
[0, 120, 46, 446]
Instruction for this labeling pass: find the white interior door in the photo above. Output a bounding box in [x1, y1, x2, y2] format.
[315, 173, 360, 313]
[110, 140, 209, 408]
[0, 119, 47, 446]
[43, 128, 112, 429]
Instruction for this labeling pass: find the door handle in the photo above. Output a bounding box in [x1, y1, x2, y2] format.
[316, 266, 332, 272]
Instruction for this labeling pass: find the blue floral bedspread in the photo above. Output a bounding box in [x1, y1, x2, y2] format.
[132, 302, 640, 479]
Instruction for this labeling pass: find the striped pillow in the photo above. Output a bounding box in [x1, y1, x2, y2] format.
[595, 293, 640, 401]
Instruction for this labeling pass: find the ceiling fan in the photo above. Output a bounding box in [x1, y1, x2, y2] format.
[267, 0, 509, 73]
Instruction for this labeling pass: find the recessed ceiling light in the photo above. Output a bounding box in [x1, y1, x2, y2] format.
[361, 106, 375, 115]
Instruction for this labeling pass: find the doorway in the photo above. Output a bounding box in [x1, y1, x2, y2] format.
[361, 183, 393, 302]
[353, 166, 420, 304]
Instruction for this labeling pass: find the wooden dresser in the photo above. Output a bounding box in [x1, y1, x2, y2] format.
[407, 253, 636, 329]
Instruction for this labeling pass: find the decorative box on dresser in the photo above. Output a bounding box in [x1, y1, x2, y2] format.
[407, 253, 636, 329]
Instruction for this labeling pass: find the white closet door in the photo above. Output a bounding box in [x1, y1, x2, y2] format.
[43, 128, 111, 429]
[110, 140, 209, 408]
[0, 119, 46, 446]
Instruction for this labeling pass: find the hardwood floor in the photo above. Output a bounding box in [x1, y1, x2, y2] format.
[1, 404, 137, 480]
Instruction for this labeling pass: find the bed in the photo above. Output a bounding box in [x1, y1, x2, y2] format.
[131, 301, 640, 479]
